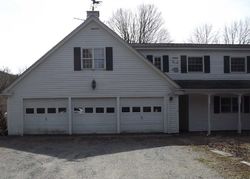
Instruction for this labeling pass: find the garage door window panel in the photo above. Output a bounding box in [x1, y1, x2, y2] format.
[122, 107, 130, 112]
[74, 107, 84, 114]
[37, 108, 45, 114]
[153, 106, 162, 112]
[58, 108, 67, 113]
[107, 107, 115, 113]
[85, 107, 93, 113]
[26, 108, 34, 114]
[96, 107, 104, 113]
[48, 108, 56, 114]
[132, 107, 141, 112]
[143, 107, 151, 112]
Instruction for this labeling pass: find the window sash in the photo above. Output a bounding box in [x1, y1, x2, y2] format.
[220, 97, 238, 113]
[230, 57, 246, 72]
[187, 57, 203, 72]
[82, 48, 105, 69]
[154, 57, 162, 70]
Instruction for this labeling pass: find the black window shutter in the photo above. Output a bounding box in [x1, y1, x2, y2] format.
[214, 96, 220, 113]
[181, 55, 187, 73]
[244, 96, 250, 113]
[247, 56, 250, 73]
[146, 55, 153, 63]
[204, 56, 210, 73]
[74, 47, 81, 71]
[106, 47, 113, 71]
[224, 56, 230, 73]
[162, 55, 169, 72]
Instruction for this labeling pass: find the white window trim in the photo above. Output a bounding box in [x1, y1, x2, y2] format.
[187, 56, 204, 73]
[220, 96, 238, 113]
[81, 48, 106, 70]
[153, 56, 163, 71]
[229, 56, 247, 73]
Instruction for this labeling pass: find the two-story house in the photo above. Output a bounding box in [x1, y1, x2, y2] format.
[2, 11, 250, 135]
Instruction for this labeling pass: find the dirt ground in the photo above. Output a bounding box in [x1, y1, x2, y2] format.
[0, 134, 226, 179]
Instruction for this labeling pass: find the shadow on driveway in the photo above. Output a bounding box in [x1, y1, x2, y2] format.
[0, 133, 249, 161]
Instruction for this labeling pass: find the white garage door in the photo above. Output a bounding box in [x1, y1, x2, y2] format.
[24, 99, 68, 134]
[120, 98, 164, 133]
[72, 98, 117, 134]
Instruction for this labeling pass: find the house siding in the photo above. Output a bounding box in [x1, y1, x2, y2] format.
[7, 20, 178, 135]
[138, 50, 250, 80]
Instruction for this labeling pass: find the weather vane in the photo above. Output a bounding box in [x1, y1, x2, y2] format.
[91, 0, 102, 11]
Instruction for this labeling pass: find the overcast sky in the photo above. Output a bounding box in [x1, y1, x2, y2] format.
[1, 0, 250, 74]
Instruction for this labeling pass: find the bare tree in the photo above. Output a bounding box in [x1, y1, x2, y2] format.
[0, 67, 17, 92]
[188, 24, 220, 44]
[107, 4, 172, 43]
[223, 18, 250, 44]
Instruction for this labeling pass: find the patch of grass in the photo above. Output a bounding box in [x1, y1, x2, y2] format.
[193, 146, 250, 179]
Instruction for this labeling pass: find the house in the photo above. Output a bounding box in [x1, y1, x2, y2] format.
[1, 11, 250, 135]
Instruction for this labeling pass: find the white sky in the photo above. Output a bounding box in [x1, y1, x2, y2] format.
[1, 0, 250, 74]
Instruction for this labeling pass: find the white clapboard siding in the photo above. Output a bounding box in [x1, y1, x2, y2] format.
[188, 94, 250, 131]
[138, 50, 250, 80]
[7, 20, 177, 135]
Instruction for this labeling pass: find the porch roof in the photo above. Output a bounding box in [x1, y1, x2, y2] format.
[175, 80, 250, 89]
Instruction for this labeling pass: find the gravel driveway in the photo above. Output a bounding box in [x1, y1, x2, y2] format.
[0, 135, 223, 179]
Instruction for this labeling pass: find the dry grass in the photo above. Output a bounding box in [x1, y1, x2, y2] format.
[193, 135, 250, 179]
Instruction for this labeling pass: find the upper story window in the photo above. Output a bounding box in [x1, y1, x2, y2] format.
[188, 57, 203, 72]
[154, 57, 162, 70]
[230, 57, 246, 73]
[82, 48, 105, 69]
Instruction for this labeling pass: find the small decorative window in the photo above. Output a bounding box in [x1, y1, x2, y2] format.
[153, 106, 162, 112]
[37, 108, 45, 114]
[188, 57, 203, 72]
[122, 107, 130, 112]
[58, 108, 67, 113]
[85, 107, 93, 113]
[132, 107, 140, 112]
[143, 107, 151, 112]
[26, 108, 34, 114]
[231, 57, 245, 72]
[96, 107, 104, 113]
[107, 107, 115, 113]
[48, 108, 56, 114]
[154, 57, 162, 70]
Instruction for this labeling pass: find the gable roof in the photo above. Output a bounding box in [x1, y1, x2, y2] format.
[2, 15, 180, 95]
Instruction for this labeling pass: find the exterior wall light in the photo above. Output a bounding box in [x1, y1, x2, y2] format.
[92, 79, 96, 90]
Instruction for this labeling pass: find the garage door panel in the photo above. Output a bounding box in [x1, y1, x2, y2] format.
[72, 98, 117, 134]
[24, 99, 68, 134]
[121, 98, 164, 133]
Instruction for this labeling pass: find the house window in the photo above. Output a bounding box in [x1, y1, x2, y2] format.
[82, 49, 92, 69]
[220, 97, 238, 113]
[154, 57, 162, 70]
[230, 57, 246, 72]
[188, 57, 203, 72]
[82, 48, 105, 69]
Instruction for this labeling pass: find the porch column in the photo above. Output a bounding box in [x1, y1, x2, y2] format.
[68, 97, 72, 135]
[207, 94, 211, 136]
[238, 94, 242, 134]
